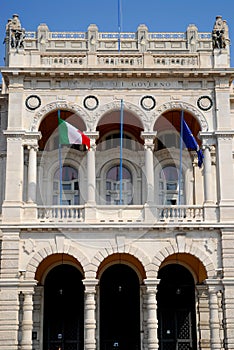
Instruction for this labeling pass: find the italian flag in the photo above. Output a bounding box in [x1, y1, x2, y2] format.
[58, 118, 90, 149]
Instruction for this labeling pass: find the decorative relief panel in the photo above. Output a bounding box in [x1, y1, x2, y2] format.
[25, 95, 41, 110]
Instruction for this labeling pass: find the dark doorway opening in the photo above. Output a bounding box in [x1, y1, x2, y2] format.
[43, 264, 84, 350]
[157, 264, 197, 350]
[100, 264, 140, 350]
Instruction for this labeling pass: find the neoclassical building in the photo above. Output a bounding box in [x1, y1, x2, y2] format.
[0, 13, 234, 350]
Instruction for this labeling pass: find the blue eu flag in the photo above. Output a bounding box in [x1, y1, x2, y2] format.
[182, 119, 204, 168]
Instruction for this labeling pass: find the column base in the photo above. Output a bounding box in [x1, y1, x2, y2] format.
[85, 204, 97, 223]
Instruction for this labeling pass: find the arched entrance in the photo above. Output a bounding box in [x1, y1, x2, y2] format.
[100, 264, 140, 350]
[43, 264, 84, 350]
[157, 264, 197, 350]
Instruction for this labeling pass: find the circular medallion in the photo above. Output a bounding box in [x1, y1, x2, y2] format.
[140, 95, 156, 111]
[25, 95, 41, 110]
[83, 95, 99, 110]
[197, 96, 213, 111]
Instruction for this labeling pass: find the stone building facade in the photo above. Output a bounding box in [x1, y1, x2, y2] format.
[0, 13, 234, 350]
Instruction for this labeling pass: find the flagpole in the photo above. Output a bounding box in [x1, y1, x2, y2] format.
[58, 110, 63, 205]
[118, 0, 122, 51]
[178, 110, 184, 205]
[119, 99, 124, 204]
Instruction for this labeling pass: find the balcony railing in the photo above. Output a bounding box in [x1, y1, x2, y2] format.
[36, 204, 206, 224]
[37, 205, 84, 222]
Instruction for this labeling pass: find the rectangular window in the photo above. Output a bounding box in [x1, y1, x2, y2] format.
[106, 181, 111, 190]
[62, 184, 71, 191]
[106, 195, 111, 203]
[62, 199, 71, 205]
[166, 182, 177, 191]
[74, 195, 79, 205]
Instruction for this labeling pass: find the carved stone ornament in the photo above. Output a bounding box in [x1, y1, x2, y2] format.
[212, 15, 227, 49]
[6, 14, 25, 50]
[197, 96, 213, 111]
[154, 101, 209, 131]
[25, 95, 41, 111]
[31, 101, 90, 131]
[140, 95, 156, 111]
[83, 95, 99, 110]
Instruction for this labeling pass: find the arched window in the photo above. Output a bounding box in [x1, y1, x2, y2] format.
[99, 132, 139, 151]
[106, 165, 132, 205]
[159, 165, 184, 205]
[53, 166, 79, 205]
[156, 132, 181, 151]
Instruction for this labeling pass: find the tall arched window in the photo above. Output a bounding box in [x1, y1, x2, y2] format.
[159, 165, 184, 205]
[53, 166, 79, 205]
[106, 165, 132, 205]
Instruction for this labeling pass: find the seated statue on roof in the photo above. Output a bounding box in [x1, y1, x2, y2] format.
[212, 16, 227, 49]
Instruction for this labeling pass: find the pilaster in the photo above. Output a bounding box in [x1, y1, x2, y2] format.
[196, 285, 210, 350]
[0, 280, 20, 350]
[205, 280, 224, 350]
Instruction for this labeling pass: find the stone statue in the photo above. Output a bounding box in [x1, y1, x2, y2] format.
[212, 16, 226, 49]
[6, 14, 25, 50]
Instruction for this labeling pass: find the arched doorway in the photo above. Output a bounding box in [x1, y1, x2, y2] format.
[43, 264, 84, 350]
[100, 264, 140, 350]
[157, 264, 197, 350]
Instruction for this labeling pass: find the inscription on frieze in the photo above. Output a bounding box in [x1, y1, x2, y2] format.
[49, 79, 177, 90]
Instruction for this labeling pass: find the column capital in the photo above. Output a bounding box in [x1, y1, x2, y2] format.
[144, 278, 160, 288]
[141, 131, 157, 142]
[83, 278, 99, 292]
[205, 279, 223, 293]
[85, 131, 99, 150]
[27, 144, 38, 151]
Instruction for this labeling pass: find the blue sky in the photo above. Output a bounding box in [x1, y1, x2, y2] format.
[1, 0, 234, 66]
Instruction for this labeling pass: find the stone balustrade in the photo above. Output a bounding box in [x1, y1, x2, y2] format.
[34, 204, 208, 224]
[9, 27, 216, 69]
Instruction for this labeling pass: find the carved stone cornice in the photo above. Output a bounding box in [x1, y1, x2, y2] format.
[214, 130, 234, 140]
[199, 131, 216, 147]
[4, 130, 41, 144]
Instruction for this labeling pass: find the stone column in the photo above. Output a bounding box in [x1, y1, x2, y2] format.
[27, 145, 37, 203]
[144, 278, 160, 350]
[206, 281, 223, 350]
[200, 133, 217, 221]
[21, 291, 34, 350]
[141, 132, 157, 204]
[86, 132, 99, 204]
[203, 146, 213, 204]
[83, 279, 98, 350]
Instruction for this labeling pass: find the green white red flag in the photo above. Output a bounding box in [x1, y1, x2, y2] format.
[58, 118, 90, 149]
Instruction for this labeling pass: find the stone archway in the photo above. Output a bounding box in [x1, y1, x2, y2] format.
[153, 100, 209, 132]
[31, 100, 90, 131]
